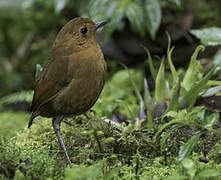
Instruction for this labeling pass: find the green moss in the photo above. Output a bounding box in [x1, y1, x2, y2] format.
[0, 136, 64, 180]
[0, 111, 29, 139]
[1, 114, 221, 179]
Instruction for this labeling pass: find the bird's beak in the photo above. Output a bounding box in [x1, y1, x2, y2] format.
[95, 20, 109, 30]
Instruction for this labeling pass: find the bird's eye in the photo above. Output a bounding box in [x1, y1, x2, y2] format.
[80, 27, 87, 34]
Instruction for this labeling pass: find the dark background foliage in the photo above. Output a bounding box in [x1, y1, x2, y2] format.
[0, 0, 220, 97]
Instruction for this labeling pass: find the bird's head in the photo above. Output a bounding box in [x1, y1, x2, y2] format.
[52, 17, 108, 53]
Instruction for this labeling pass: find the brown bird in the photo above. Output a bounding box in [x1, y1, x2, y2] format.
[28, 17, 108, 164]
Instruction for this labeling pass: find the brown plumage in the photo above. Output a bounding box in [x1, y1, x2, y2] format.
[28, 17, 108, 163]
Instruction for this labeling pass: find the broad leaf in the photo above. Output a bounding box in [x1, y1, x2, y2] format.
[88, 0, 123, 39]
[191, 27, 221, 46]
[126, 1, 145, 35]
[144, 0, 161, 39]
[201, 85, 221, 97]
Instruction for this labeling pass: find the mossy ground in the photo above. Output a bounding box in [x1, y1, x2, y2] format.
[0, 69, 221, 179]
[0, 111, 221, 179]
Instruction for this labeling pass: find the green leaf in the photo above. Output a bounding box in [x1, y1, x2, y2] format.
[103, 137, 115, 144]
[144, 0, 161, 39]
[155, 58, 166, 102]
[181, 158, 194, 169]
[178, 132, 202, 161]
[164, 111, 178, 118]
[207, 80, 221, 86]
[179, 66, 217, 109]
[167, 47, 178, 84]
[214, 49, 221, 66]
[14, 170, 25, 179]
[126, 1, 145, 35]
[167, 77, 180, 111]
[143, 46, 157, 80]
[190, 27, 221, 46]
[182, 45, 205, 91]
[88, 0, 124, 39]
[88, 0, 163, 40]
[146, 108, 153, 131]
[197, 169, 220, 178]
[181, 158, 196, 178]
[144, 78, 153, 130]
[201, 85, 221, 97]
[202, 113, 219, 129]
[167, 32, 171, 54]
[144, 78, 153, 108]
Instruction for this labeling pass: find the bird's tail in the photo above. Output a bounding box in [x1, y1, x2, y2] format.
[28, 111, 39, 128]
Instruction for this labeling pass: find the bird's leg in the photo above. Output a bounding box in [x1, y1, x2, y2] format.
[83, 113, 89, 119]
[83, 109, 96, 119]
[52, 116, 71, 164]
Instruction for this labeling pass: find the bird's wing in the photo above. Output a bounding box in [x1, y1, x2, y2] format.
[30, 56, 70, 114]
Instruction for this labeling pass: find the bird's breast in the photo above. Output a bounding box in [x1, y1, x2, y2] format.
[53, 47, 106, 116]
[53, 73, 105, 116]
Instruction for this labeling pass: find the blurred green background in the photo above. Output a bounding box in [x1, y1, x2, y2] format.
[0, 0, 220, 98]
